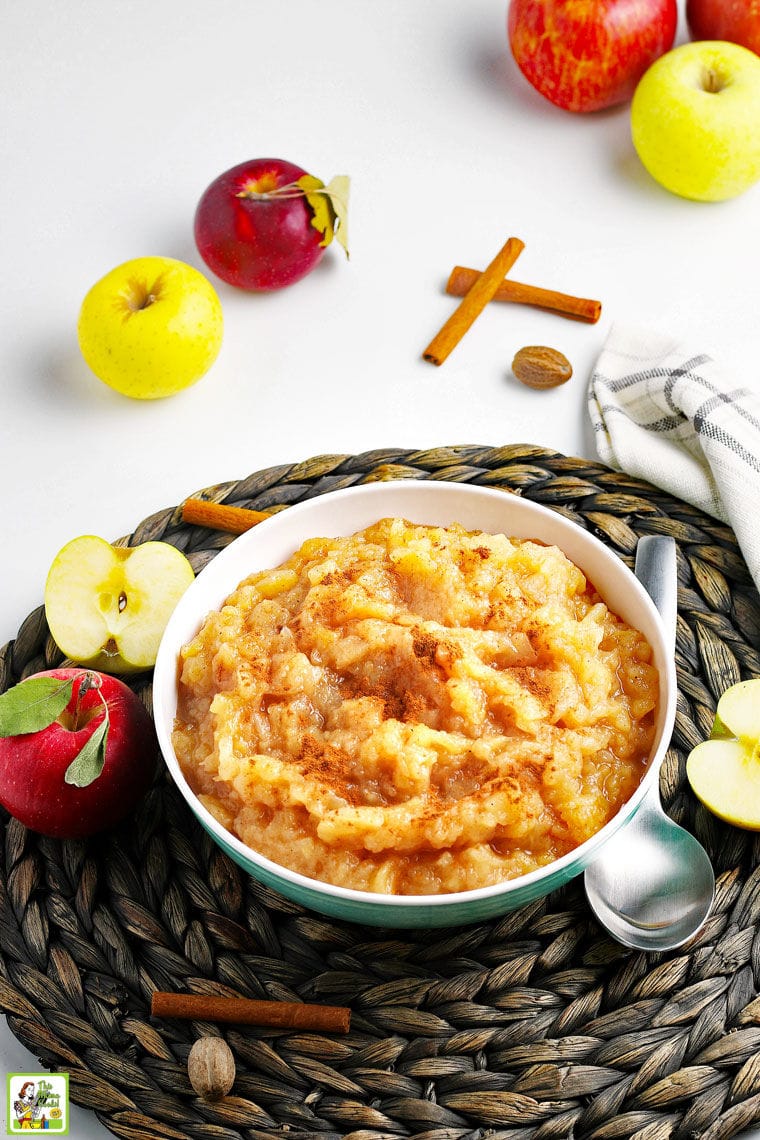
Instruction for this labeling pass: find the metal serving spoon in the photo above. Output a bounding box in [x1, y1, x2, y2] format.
[584, 535, 716, 952]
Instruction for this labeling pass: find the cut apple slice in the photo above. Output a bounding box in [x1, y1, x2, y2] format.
[45, 535, 195, 673]
[687, 678, 760, 829]
[712, 678, 760, 742]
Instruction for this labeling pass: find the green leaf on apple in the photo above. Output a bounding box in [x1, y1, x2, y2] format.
[63, 714, 109, 787]
[298, 174, 350, 256]
[0, 675, 75, 736]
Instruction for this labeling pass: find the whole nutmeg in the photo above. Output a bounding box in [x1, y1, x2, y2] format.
[512, 345, 573, 389]
[187, 1036, 236, 1101]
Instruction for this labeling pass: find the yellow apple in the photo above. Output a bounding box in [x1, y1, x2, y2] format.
[77, 256, 223, 399]
[45, 535, 195, 673]
[686, 678, 760, 828]
[631, 40, 760, 202]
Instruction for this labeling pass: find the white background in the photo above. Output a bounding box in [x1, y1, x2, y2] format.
[2, 1, 760, 1136]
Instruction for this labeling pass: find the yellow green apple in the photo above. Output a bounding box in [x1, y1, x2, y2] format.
[77, 256, 223, 399]
[45, 535, 195, 673]
[631, 40, 760, 201]
[687, 678, 760, 828]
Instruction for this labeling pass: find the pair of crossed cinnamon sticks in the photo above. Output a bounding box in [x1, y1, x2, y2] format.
[422, 237, 601, 367]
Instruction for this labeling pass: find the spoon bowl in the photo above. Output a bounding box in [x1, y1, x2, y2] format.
[584, 536, 715, 951]
[584, 797, 716, 951]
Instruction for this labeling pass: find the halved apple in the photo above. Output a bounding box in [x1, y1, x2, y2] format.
[45, 535, 195, 673]
[686, 679, 760, 829]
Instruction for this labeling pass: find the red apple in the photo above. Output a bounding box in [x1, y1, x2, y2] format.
[0, 668, 156, 838]
[686, 0, 760, 55]
[507, 0, 678, 112]
[194, 157, 348, 292]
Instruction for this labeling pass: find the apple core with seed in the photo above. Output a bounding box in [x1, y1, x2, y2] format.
[44, 535, 195, 674]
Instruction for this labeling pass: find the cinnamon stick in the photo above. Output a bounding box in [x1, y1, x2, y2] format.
[423, 236, 525, 366]
[446, 266, 602, 324]
[182, 497, 272, 535]
[151, 991, 351, 1034]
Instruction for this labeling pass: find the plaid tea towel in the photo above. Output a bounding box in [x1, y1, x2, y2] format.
[587, 323, 760, 595]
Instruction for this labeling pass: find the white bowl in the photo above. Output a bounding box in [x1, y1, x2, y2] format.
[153, 479, 676, 928]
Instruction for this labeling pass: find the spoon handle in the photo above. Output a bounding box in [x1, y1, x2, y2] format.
[634, 536, 677, 652]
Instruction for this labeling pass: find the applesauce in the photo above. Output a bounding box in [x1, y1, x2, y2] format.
[173, 518, 658, 894]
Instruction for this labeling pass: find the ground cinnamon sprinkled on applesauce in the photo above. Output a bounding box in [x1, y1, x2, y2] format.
[173, 518, 658, 894]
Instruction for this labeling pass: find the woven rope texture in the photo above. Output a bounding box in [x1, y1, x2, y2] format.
[2, 445, 760, 1140]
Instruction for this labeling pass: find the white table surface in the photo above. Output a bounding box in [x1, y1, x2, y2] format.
[2, 1, 760, 1136]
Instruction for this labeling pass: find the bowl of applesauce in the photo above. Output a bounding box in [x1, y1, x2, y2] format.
[153, 479, 676, 928]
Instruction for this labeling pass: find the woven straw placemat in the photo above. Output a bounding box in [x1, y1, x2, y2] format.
[2, 444, 760, 1140]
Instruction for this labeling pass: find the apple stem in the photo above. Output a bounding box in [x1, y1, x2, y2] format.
[234, 181, 342, 204]
[63, 676, 111, 787]
[235, 182, 307, 202]
[702, 67, 725, 94]
[73, 672, 102, 731]
[124, 278, 163, 313]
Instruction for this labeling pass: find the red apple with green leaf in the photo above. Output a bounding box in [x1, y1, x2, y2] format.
[0, 669, 156, 838]
[194, 157, 349, 292]
[507, 0, 678, 112]
[686, 0, 760, 56]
